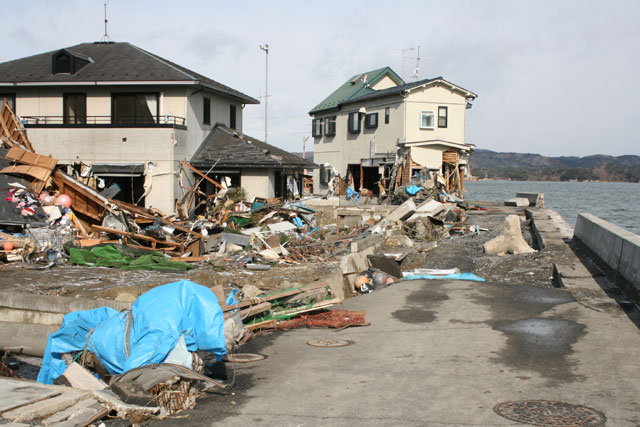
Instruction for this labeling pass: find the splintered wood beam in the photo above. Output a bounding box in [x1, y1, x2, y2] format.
[180, 161, 224, 190]
[109, 199, 206, 239]
[91, 225, 184, 249]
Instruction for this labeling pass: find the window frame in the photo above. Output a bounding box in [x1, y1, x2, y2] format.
[438, 106, 448, 128]
[324, 116, 336, 136]
[203, 97, 211, 125]
[111, 92, 160, 125]
[385, 107, 390, 124]
[63, 93, 87, 124]
[348, 112, 361, 134]
[312, 118, 323, 137]
[364, 113, 378, 129]
[420, 110, 435, 130]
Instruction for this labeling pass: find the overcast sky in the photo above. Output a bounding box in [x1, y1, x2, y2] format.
[3, 0, 639, 157]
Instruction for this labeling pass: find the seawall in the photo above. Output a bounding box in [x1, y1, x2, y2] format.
[573, 213, 640, 302]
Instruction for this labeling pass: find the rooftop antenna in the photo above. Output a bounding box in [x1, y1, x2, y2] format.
[101, 0, 112, 42]
[411, 45, 421, 81]
[393, 47, 414, 80]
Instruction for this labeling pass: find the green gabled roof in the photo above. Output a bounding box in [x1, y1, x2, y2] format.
[309, 66, 404, 114]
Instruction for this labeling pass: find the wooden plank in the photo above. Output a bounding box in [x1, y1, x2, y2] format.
[5, 146, 57, 170]
[110, 199, 206, 239]
[91, 225, 184, 248]
[220, 282, 326, 313]
[225, 302, 271, 320]
[61, 362, 107, 391]
[0, 165, 51, 181]
[0, 379, 61, 413]
[40, 396, 99, 425]
[245, 319, 277, 331]
[2, 388, 88, 422]
[170, 256, 207, 262]
[180, 161, 224, 190]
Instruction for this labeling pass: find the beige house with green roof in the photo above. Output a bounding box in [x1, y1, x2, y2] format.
[309, 67, 477, 195]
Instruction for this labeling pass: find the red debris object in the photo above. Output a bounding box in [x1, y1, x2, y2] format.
[276, 310, 369, 331]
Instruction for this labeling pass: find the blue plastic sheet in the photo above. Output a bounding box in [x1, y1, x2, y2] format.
[226, 289, 240, 306]
[403, 272, 486, 282]
[405, 185, 422, 195]
[346, 186, 360, 205]
[38, 280, 226, 384]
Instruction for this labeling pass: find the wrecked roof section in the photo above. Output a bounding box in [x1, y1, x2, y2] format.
[191, 124, 318, 169]
[0, 42, 259, 104]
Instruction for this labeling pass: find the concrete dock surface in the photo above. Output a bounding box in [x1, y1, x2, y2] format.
[158, 278, 640, 426]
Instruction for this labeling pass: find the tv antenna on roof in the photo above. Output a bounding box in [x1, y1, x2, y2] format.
[410, 45, 421, 80]
[101, 0, 112, 42]
[393, 47, 414, 80]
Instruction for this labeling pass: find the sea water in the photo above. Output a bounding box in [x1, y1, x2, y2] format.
[465, 180, 640, 235]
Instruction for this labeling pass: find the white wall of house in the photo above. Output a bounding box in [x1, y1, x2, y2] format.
[11, 85, 249, 213]
[312, 97, 404, 193]
[27, 126, 187, 213]
[241, 169, 275, 200]
[404, 84, 468, 144]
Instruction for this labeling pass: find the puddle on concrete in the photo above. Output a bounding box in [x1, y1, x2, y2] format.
[493, 317, 586, 382]
[392, 285, 449, 324]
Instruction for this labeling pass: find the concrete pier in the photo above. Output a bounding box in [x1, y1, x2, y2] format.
[574, 213, 640, 302]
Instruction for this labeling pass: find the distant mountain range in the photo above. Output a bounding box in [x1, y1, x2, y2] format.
[471, 149, 640, 182]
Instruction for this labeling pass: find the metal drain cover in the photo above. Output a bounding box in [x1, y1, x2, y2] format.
[494, 400, 606, 426]
[224, 353, 265, 363]
[307, 339, 350, 347]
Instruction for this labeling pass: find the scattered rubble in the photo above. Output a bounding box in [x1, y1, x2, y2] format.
[1, 100, 554, 424]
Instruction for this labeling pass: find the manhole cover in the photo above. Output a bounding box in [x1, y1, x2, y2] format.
[494, 400, 606, 426]
[224, 353, 265, 363]
[307, 339, 351, 347]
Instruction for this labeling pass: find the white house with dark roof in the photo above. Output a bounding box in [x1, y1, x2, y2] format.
[0, 41, 312, 212]
[309, 67, 477, 195]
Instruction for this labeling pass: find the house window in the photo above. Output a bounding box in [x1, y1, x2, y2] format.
[0, 93, 16, 112]
[229, 104, 236, 129]
[203, 97, 211, 125]
[53, 52, 72, 74]
[438, 106, 448, 128]
[420, 110, 435, 129]
[348, 112, 361, 134]
[385, 107, 390, 124]
[364, 113, 378, 129]
[63, 93, 86, 124]
[312, 118, 323, 137]
[324, 116, 336, 136]
[112, 93, 159, 125]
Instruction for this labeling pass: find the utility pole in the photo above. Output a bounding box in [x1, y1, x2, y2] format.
[302, 136, 309, 159]
[259, 44, 269, 143]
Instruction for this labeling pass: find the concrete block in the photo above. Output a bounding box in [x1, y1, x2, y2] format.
[416, 199, 444, 215]
[267, 221, 297, 232]
[504, 198, 530, 207]
[221, 232, 250, 247]
[516, 192, 544, 207]
[350, 234, 384, 253]
[385, 199, 416, 222]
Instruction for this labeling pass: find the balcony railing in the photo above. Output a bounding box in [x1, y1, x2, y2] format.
[21, 115, 186, 128]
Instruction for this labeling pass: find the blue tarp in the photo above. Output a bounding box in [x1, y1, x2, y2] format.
[403, 272, 486, 282]
[37, 280, 226, 384]
[405, 185, 422, 195]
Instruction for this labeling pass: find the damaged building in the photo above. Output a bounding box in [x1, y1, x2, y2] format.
[0, 41, 312, 213]
[309, 67, 477, 197]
